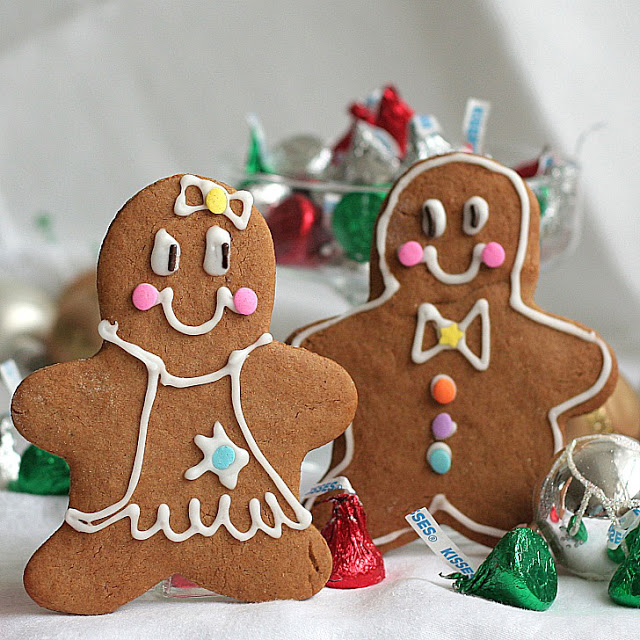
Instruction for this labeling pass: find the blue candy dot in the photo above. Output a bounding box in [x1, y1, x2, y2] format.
[429, 449, 451, 474]
[212, 445, 236, 470]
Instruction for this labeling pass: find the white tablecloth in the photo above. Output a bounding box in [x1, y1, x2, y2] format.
[2, 261, 640, 639]
[1, 490, 637, 640]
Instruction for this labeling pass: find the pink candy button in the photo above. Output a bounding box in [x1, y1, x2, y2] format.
[398, 241, 424, 267]
[234, 287, 258, 315]
[482, 242, 506, 268]
[132, 283, 159, 311]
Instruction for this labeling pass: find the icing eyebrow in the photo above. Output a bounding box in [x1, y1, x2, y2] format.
[469, 204, 478, 228]
[168, 244, 178, 272]
[425, 210, 435, 236]
[221, 243, 230, 271]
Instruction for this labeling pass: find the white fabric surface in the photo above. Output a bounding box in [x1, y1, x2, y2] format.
[1, 490, 637, 640]
[2, 1, 640, 636]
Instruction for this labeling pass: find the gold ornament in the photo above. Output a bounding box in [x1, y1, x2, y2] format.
[47, 271, 101, 363]
[0, 278, 55, 373]
[566, 375, 640, 442]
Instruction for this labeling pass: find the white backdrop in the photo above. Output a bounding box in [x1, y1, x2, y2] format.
[1, 0, 639, 362]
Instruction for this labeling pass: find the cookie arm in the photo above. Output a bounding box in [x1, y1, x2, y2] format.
[11, 358, 102, 458]
[286, 347, 358, 451]
[241, 342, 357, 454]
[513, 308, 617, 448]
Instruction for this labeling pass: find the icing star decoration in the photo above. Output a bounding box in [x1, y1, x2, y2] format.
[439, 323, 464, 348]
[185, 421, 249, 490]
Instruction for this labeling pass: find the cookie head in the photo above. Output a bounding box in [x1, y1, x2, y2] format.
[378, 153, 539, 301]
[97, 175, 274, 362]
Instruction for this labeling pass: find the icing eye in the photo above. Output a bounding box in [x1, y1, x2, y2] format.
[151, 229, 180, 276]
[462, 196, 489, 235]
[422, 199, 446, 238]
[204, 226, 231, 276]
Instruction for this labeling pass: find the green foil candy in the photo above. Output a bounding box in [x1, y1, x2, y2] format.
[607, 525, 640, 564]
[332, 191, 386, 263]
[609, 540, 640, 607]
[9, 444, 70, 495]
[449, 528, 557, 611]
[567, 514, 588, 542]
[245, 115, 272, 176]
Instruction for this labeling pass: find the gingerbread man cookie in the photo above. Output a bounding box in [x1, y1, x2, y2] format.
[12, 175, 357, 613]
[290, 153, 617, 552]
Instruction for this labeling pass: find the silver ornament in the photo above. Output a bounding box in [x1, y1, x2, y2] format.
[0, 278, 55, 373]
[241, 180, 291, 216]
[0, 412, 20, 488]
[269, 135, 332, 179]
[535, 434, 640, 580]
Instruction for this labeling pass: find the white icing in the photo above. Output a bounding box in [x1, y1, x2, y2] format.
[184, 421, 249, 490]
[412, 298, 490, 371]
[204, 226, 231, 276]
[462, 196, 489, 235]
[302, 424, 354, 511]
[422, 199, 446, 238]
[372, 527, 412, 546]
[371, 494, 507, 547]
[174, 175, 253, 230]
[293, 152, 613, 542]
[423, 242, 487, 285]
[428, 494, 507, 538]
[65, 323, 312, 542]
[154, 286, 236, 336]
[151, 229, 180, 276]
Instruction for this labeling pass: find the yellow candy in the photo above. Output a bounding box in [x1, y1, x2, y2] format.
[439, 323, 464, 349]
[205, 188, 228, 214]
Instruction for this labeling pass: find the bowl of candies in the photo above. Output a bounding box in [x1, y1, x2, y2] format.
[239, 88, 581, 302]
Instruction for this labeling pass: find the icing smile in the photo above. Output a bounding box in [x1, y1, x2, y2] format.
[132, 283, 258, 336]
[398, 241, 506, 285]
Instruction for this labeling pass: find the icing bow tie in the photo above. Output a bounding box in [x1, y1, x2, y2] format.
[411, 299, 490, 371]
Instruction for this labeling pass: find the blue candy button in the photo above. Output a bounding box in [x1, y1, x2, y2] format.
[427, 443, 452, 474]
[212, 445, 236, 470]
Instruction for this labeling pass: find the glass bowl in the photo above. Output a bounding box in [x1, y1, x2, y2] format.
[241, 152, 581, 304]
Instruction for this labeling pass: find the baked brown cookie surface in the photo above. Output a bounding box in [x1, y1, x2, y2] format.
[12, 175, 357, 614]
[290, 153, 617, 552]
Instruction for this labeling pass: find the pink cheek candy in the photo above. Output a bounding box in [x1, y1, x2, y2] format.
[234, 287, 258, 315]
[482, 242, 506, 268]
[132, 283, 159, 311]
[397, 241, 424, 267]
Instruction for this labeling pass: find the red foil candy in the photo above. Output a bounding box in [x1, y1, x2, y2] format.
[321, 494, 385, 589]
[514, 157, 540, 179]
[333, 86, 414, 159]
[266, 192, 332, 266]
[376, 85, 414, 156]
[333, 102, 377, 157]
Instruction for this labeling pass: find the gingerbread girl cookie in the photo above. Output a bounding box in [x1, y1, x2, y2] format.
[12, 175, 357, 613]
[291, 152, 617, 552]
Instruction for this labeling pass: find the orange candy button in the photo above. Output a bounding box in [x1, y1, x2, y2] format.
[431, 375, 457, 404]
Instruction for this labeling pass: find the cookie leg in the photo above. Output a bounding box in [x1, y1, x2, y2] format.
[183, 526, 332, 602]
[24, 523, 168, 614]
